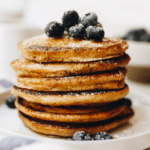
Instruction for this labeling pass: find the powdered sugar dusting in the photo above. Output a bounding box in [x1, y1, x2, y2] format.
[20, 34, 126, 49]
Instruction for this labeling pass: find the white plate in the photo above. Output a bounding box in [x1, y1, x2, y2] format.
[0, 89, 150, 150]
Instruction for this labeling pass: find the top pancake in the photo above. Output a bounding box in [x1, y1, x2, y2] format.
[18, 34, 128, 62]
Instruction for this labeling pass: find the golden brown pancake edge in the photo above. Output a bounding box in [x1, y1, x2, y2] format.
[15, 98, 126, 123]
[18, 107, 134, 137]
[18, 35, 128, 62]
[16, 68, 126, 91]
[12, 84, 129, 106]
[10, 54, 130, 77]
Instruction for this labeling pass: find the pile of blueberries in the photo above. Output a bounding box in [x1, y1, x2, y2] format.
[72, 131, 113, 141]
[45, 10, 104, 41]
[122, 28, 150, 42]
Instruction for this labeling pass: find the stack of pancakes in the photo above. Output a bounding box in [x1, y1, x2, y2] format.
[11, 34, 134, 137]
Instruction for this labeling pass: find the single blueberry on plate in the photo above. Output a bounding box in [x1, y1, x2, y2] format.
[68, 24, 85, 38]
[81, 12, 98, 28]
[86, 26, 104, 41]
[5, 96, 16, 108]
[62, 10, 79, 29]
[72, 131, 92, 141]
[45, 21, 64, 37]
[93, 132, 113, 140]
[124, 98, 132, 107]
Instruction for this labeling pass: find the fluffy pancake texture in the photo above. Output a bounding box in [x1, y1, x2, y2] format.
[15, 98, 126, 114]
[18, 107, 134, 137]
[12, 85, 129, 106]
[11, 54, 130, 77]
[11, 32, 134, 137]
[18, 34, 128, 62]
[15, 98, 126, 123]
[16, 68, 126, 91]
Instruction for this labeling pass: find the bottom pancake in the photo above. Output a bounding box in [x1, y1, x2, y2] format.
[18, 107, 134, 137]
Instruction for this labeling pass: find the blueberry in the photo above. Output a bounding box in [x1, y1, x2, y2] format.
[124, 98, 132, 107]
[147, 34, 150, 42]
[68, 24, 85, 38]
[72, 131, 92, 141]
[78, 18, 82, 24]
[81, 12, 98, 28]
[123, 28, 149, 41]
[62, 10, 79, 29]
[93, 132, 113, 140]
[5, 96, 16, 108]
[86, 26, 104, 41]
[45, 21, 64, 37]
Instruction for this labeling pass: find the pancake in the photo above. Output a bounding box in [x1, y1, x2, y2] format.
[12, 84, 129, 106]
[16, 68, 126, 91]
[10, 54, 130, 78]
[15, 98, 126, 123]
[18, 34, 128, 62]
[18, 107, 134, 137]
[16, 98, 127, 114]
